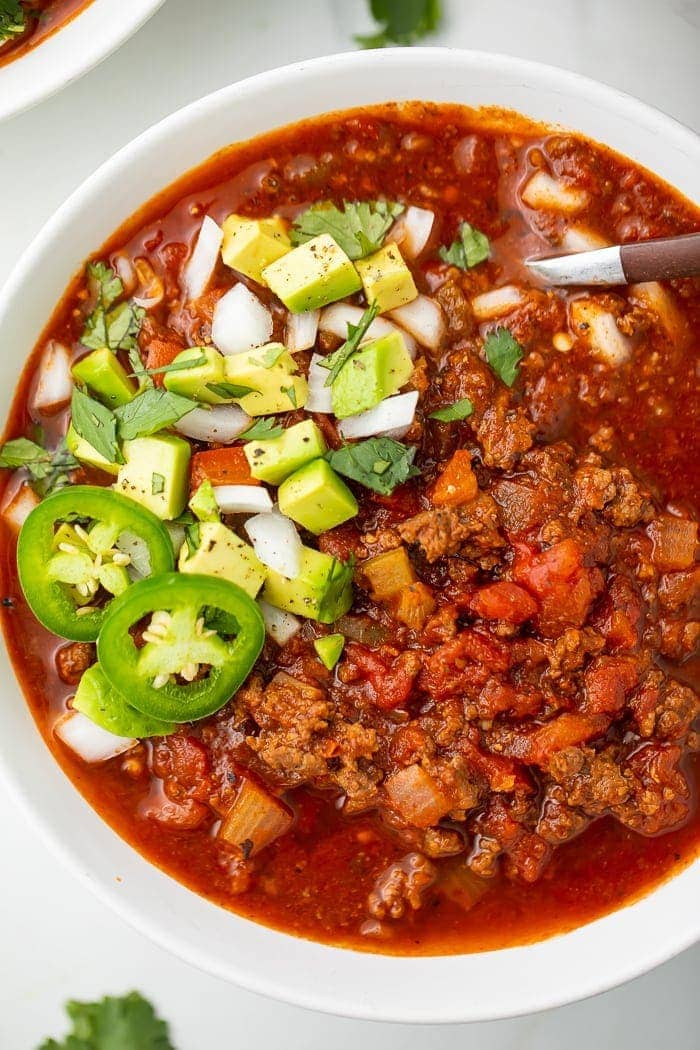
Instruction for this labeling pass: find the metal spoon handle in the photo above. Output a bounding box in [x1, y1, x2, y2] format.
[526, 232, 700, 286]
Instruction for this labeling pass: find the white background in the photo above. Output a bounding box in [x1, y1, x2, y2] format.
[1, 0, 698, 1046]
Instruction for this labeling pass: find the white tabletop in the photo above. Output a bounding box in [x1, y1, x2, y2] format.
[1, 1, 698, 1046]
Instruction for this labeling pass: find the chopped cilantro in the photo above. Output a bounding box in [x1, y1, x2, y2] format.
[70, 388, 121, 465]
[326, 437, 420, 495]
[114, 388, 197, 441]
[151, 472, 165, 496]
[356, 0, 442, 48]
[283, 385, 298, 408]
[484, 327, 523, 387]
[0, 436, 78, 496]
[240, 417, 284, 442]
[255, 344, 286, 368]
[37, 990, 174, 1050]
[439, 222, 490, 270]
[206, 381, 257, 400]
[429, 397, 474, 422]
[0, 0, 24, 43]
[81, 261, 144, 353]
[184, 521, 201, 558]
[319, 301, 379, 387]
[291, 200, 404, 261]
[131, 354, 208, 378]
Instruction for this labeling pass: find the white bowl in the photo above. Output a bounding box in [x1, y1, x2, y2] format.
[0, 48, 698, 1023]
[0, 0, 164, 123]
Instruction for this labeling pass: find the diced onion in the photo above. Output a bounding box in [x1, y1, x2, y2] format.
[338, 391, 419, 441]
[390, 205, 434, 258]
[569, 299, 631, 366]
[132, 259, 164, 311]
[258, 599, 302, 645]
[213, 485, 273, 515]
[54, 711, 136, 763]
[390, 295, 444, 350]
[286, 309, 319, 352]
[212, 283, 273, 356]
[116, 530, 151, 578]
[472, 285, 523, 321]
[629, 281, 685, 343]
[1, 484, 39, 532]
[217, 777, 293, 855]
[175, 404, 251, 443]
[31, 341, 73, 415]
[183, 215, 224, 302]
[245, 509, 303, 578]
[305, 353, 333, 413]
[113, 253, 136, 294]
[560, 225, 610, 253]
[522, 170, 588, 215]
[320, 303, 417, 359]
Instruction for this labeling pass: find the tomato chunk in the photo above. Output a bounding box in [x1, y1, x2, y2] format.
[470, 581, 537, 624]
[513, 539, 598, 636]
[144, 337, 186, 386]
[431, 450, 478, 507]
[190, 447, 258, 493]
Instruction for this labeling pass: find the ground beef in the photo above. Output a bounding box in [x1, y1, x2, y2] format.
[367, 852, 437, 920]
[398, 493, 504, 563]
[55, 642, 95, 685]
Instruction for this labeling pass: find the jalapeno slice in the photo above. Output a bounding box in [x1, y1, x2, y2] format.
[97, 573, 265, 723]
[17, 485, 174, 642]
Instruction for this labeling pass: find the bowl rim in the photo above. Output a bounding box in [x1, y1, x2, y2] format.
[0, 0, 165, 123]
[0, 46, 699, 1024]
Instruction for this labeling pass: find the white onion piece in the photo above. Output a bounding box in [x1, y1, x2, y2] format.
[212, 283, 273, 356]
[258, 600, 302, 646]
[175, 404, 251, 444]
[165, 522, 186, 557]
[522, 170, 588, 215]
[392, 205, 434, 258]
[183, 216, 224, 301]
[55, 711, 136, 763]
[113, 253, 136, 294]
[472, 285, 523, 321]
[213, 485, 273, 515]
[560, 225, 610, 253]
[305, 353, 333, 413]
[32, 341, 73, 414]
[389, 295, 444, 350]
[320, 303, 417, 359]
[569, 299, 631, 366]
[1, 484, 39, 532]
[629, 281, 685, 343]
[286, 309, 319, 352]
[338, 391, 419, 441]
[245, 509, 303, 578]
[116, 530, 151, 578]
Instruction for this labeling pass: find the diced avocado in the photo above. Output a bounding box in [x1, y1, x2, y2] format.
[355, 243, 418, 314]
[278, 459, 358, 534]
[178, 521, 265, 598]
[224, 343, 308, 416]
[262, 233, 362, 313]
[221, 214, 291, 284]
[262, 545, 354, 623]
[331, 330, 414, 419]
[244, 419, 327, 485]
[189, 479, 220, 522]
[163, 347, 227, 404]
[114, 435, 190, 520]
[72, 348, 137, 407]
[314, 633, 345, 670]
[74, 663, 175, 737]
[65, 424, 120, 476]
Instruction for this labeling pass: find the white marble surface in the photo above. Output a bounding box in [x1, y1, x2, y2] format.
[0, 1, 698, 1046]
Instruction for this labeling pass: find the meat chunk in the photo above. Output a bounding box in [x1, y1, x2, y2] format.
[476, 394, 534, 470]
[56, 642, 95, 685]
[398, 493, 504, 563]
[367, 853, 436, 920]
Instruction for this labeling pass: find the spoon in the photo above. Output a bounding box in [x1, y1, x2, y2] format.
[525, 232, 700, 286]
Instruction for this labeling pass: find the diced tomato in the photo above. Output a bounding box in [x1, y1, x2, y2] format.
[318, 522, 364, 562]
[420, 629, 510, 698]
[513, 539, 598, 636]
[581, 655, 640, 715]
[459, 734, 533, 794]
[370, 483, 421, 524]
[497, 712, 610, 768]
[478, 678, 543, 720]
[431, 450, 479, 508]
[152, 734, 210, 787]
[590, 575, 644, 651]
[344, 643, 419, 710]
[144, 337, 186, 386]
[189, 447, 258, 493]
[470, 581, 537, 624]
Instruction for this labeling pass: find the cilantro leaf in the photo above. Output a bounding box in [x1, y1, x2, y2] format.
[439, 222, 490, 270]
[0, 0, 24, 42]
[291, 200, 404, 261]
[37, 990, 174, 1050]
[130, 354, 208, 378]
[151, 473, 165, 496]
[0, 436, 78, 496]
[326, 438, 420, 495]
[81, 262, 145, 353]
[239, 417, 284, 442]
[357, 0, 442, 48]
[318, 301, 379, 387]
[71, 388, 121, 465]
[205, 381, 258, 400]
[114, 388, 197, 441]
[429, 397, 474, 422]
[484, 328, 523, 387]
[0, 437, 49, 471]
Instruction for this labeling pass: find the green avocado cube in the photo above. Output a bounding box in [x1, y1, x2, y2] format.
[163, 347, 228, 404]
[65, 424, 120, 476]
[262, 545, 354, 623]
[262, 234, 362, 313]
[331, 330, 414, 419]
[178, 520, 265, 598]
[74, 663, 175, 737]
[244, 419, 327, 485]
[224, 343, 308, 416]
[314, 633, 345, 670]
[355, 243, 418, 314]
[72, 347, 137, 407]
[278, 459, 358, 535]
[114, 435, 190, 520]
[221, 214, 291, 284]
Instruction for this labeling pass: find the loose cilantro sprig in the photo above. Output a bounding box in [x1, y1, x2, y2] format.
[0, 436, 78, 496]
[319, 301, 379, 387]
[130, 355, 208, 379]
[357, 0, 442, 48]
[37, 990, 174, 1050]
[291, 200, 404, 261]
[484, 328, 523, 387]
[113, 388, 197, 441]
[0, 0, 25, 43]
[326, 437, 419, 495]
[239, 417, 284, 442]
[429, 397, 474, 422]
[81, 262, 145, 353]
[439, 222, 490, 270]
[70, 388, 122, 465]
